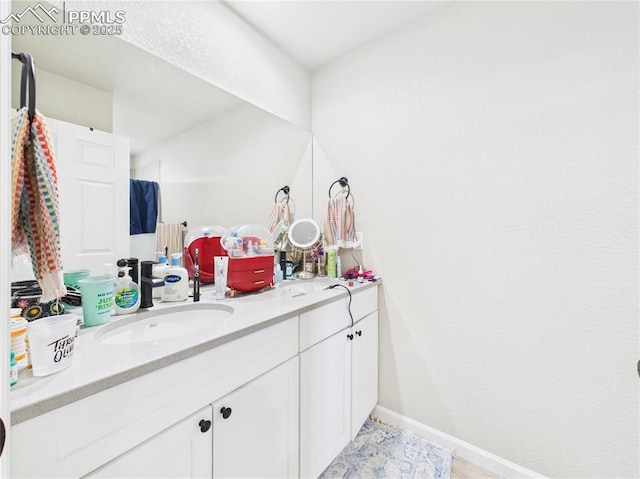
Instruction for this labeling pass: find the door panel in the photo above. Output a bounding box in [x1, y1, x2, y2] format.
[86, 406, 212, 478]
[299, 330, 351, 479]
[48, 117, 129, 274]
[212, 357, 299, 478]
[351, 312, 379, 438]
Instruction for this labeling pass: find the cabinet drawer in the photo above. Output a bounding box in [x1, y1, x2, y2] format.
[299, 286, 377, 352]
[299, 300, 349, 352]
[228, 256, 274, 292]
[351, 286, 377, 323]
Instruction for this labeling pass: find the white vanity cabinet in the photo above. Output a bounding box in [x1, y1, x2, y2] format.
[11, 283, 379, 479]
[86, 406, 213, 479]
[87, 356, 300, 479]
[212, 356, 299, 478]
[12, 316, 298, 479]
[299, 287, 378, 479]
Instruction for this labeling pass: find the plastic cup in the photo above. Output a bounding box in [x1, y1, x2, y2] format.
[63, 269, 90, 289]
[78, 276, 114, 327]
[27, 314, 78, 376]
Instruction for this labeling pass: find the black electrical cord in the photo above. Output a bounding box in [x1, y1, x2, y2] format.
[329, 284, 354, 328]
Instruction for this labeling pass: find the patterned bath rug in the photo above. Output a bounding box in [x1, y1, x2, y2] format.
[319, 418, 452, 479]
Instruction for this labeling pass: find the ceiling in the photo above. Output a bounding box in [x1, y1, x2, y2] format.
[224, 1, 453, 71]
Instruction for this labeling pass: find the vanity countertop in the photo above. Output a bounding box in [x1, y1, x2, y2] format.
[10, 278, 379, 425]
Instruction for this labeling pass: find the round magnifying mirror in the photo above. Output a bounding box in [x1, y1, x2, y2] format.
[287, 218, 320, 279]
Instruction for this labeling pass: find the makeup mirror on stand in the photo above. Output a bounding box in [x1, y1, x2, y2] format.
[287, 218, 320, 279]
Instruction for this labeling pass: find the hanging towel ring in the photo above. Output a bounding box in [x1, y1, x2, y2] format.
[274, 185, 290, 204]
[328, 177, 350, 199]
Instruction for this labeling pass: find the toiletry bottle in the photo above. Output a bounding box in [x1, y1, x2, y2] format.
[162, 254, 189, 302]
[357, 265, 364, 284]
[327, 250, 337, 278]
[336, 256, 342, 279]
[114, 260, 141, 315]
[317, 251, 326, 276]
[10, 352, 17, 387]
[214, 256, 229, 300]
[152, 255, 168, 299]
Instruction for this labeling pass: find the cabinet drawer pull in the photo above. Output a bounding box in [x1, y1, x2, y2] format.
[347, 333, 354, 341]
[254, 269, 265, 274]
[254, 280, 265, 285]
[356, 330, 362, 337]
[199, 419, 212, 433]
[220, 407, 232, 419]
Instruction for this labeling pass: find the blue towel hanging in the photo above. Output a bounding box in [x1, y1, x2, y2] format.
[130, 179, 159, 235]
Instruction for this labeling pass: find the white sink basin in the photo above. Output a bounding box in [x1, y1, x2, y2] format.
[96, 304, 234, 345]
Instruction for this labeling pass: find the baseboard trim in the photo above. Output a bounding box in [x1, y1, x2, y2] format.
[371, 405, 546, 479]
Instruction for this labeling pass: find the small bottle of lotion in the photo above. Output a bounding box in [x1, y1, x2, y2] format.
[162, 254, 189, 302]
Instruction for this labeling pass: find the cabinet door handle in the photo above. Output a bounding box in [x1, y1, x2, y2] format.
[347, 333, 354, 341]
[199, 419, 212, 433]
[254, 269, 265, 274]
[356, 330, 362, 337]
[220, 407, 232, 419]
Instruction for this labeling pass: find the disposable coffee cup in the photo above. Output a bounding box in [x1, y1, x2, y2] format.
[78, 276, 114, 327]
[27, 314, 77, 376]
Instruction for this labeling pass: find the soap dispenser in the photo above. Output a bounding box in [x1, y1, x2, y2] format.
[114, 259, 141, 315]
[162, 253, 189, 302]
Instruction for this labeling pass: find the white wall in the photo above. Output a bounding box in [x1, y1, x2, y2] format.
[63, 0, 311, 130]
[312, 2, 639, 477]
[10, 66, 112, 132]
[133, 102, 312, 229]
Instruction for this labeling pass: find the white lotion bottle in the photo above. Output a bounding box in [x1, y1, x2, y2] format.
[162, 254, 189, 302]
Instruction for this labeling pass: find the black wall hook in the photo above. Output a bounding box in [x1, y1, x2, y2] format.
[328, 177, 350, 199]
[11, 51, 36, 121]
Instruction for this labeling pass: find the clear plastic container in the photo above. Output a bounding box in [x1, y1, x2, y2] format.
[221, 224, 274, 258]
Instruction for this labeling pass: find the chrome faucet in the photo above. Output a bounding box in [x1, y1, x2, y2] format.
[140, 260, 165, 308]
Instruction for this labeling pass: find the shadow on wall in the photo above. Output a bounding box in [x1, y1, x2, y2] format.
[376, 282, 453, 431]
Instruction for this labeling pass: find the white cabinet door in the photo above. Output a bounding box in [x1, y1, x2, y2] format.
[299, 329, 351, 479]
[86, 406, 212, 478]
[212, 357, 299, 479]
[48, 117, 130, 274]
[351, 311, 379, 439]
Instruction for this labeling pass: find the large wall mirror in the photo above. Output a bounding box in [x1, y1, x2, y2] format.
[11, 7, 312, 266]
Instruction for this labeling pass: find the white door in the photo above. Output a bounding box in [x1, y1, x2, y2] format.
[212, 357, 299, 479]
[85, 406, 213, 478]
[48, 117, 130, 274]
[351, 311, 379, 439]
[299, 329, 351, 479]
